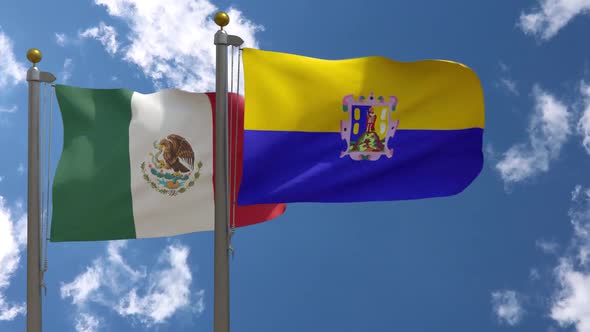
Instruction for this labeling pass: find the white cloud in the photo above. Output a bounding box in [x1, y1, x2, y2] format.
[485, 143, 496, 156]
[17, 163, 25, 176]
[551, 260, 590, 332]
[61, 241, 144, 306]
[0, 28, 26, 88]
[568, 186, 590, 265]
[496, 62, 519, 95]
[92, 0, 263, 92]
[500, 185, 590, 331]
[75, 313, 100, 332]
[105, 241, 144, 281]
[0, 105, 16, 127]
[577, 82, 590, 154]
[548, 185, 590, 332]
[499, 61, 510, 73]
[0, 196, 26, 321]
[60, 58, 74, 83]
[519, 0, 590, 40]
[572, 185, 584, 200]
[496, 86, 572, 184]
[55, 33, 68, 46]
[79, 22, 119, 55]
[0, 106, 16, 113]
[61, 241, 201, 329]
[537, 239, 560, 254]
[491, 290, 525, 326]
[115, 245, 195, 325]
[498, 78, 519, 96]
[60, 262, 103, 306]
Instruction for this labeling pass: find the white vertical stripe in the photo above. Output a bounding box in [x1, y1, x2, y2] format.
[129, 90, 214, 238]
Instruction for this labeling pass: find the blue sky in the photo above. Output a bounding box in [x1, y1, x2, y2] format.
[1, 0, 590, 331]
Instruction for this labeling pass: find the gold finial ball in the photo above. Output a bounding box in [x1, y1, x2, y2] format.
[214, 11, 230, 28]
[26, 48, 42, 64]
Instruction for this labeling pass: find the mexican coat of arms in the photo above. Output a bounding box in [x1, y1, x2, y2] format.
[141, 134, 203, 196]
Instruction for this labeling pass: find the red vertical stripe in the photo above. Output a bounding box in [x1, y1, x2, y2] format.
[205, 92, 286, 227]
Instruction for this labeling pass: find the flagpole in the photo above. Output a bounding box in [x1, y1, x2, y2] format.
[25, 49, 55, 332]
[213, 12, 243, 332]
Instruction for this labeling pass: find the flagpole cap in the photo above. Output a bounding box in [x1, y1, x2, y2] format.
[214, 11, 230, 29]
[26, 48, 42, 64]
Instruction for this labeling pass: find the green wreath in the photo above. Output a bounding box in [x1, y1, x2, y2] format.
[140, 161, 203, 196]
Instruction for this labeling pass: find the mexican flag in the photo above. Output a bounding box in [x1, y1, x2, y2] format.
[50, 85, 285, 242]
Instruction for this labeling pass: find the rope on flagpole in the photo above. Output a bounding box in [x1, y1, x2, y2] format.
[39, 82, 53, 296]
[227, 45, 242, 260]
[39, 82, 47, 296]
[227, 46, 235, 259]
[40, 84, 54, 296]
[232, 46, 241, 240]
[228, 45, 235, 259]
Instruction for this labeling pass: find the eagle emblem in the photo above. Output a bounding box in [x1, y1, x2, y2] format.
[340, 93, 400, 161]
[140, 134, 203, 196]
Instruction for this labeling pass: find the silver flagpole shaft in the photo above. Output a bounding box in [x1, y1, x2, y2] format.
[213, 12, 231, 332]
[25, 48, 55, 332]
[26, 48, 42, 332]
[213, 12, 243, 332]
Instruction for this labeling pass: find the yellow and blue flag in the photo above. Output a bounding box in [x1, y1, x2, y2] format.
[237, 48, 485, 204]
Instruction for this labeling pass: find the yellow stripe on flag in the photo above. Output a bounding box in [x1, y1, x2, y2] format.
[242, 48, 485, 132]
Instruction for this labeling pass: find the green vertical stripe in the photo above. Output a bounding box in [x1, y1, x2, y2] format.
[50, 85, 136, 241]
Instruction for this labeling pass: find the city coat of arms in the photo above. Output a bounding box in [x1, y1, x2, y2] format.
[340, 93, 400, 161]
[141, 134, 203, 196]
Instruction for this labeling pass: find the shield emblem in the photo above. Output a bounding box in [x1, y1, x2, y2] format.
[340, 93, 400, 161]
